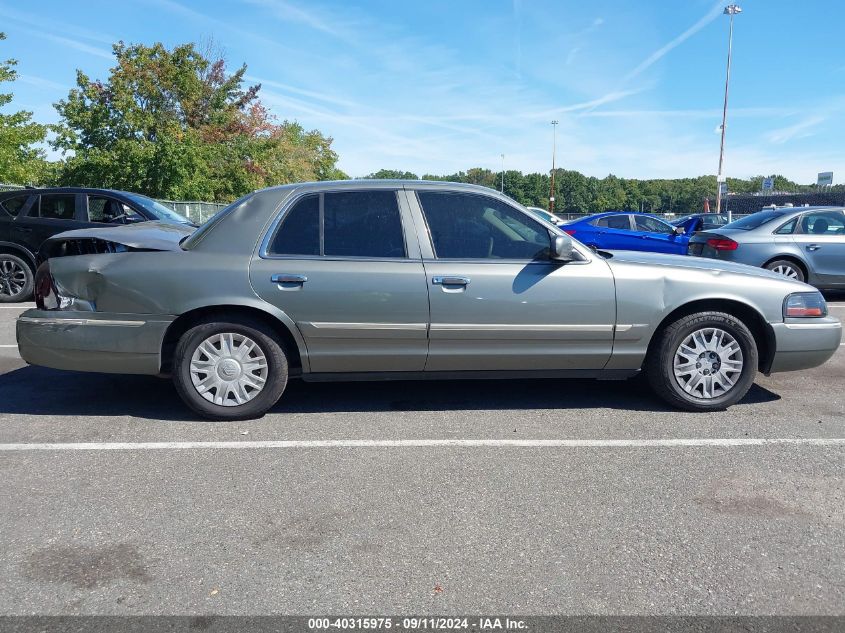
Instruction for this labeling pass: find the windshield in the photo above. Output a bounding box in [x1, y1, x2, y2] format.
[123, 192, 193, 225]
[724, 210, 787, 231]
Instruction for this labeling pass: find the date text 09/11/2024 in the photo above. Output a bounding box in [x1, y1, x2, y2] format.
[307, 617, 528, 630]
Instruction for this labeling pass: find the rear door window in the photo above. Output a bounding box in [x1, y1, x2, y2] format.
[267, 190, 405, 258]
[38, 194, 77, 221]
[595, 215, 633, 230]
[323, 191, 405, 258]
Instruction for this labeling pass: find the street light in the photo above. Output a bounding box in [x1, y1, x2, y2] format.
[500, 153, 505, 193]
[549, 120, 558, 213]
[716, 4, 741, 221]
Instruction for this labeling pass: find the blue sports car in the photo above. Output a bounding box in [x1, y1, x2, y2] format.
[562, 212, 690, 254]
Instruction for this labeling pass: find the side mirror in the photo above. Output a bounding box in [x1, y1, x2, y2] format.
[673, 226, 685, 236]
[551, 234, 576, 261]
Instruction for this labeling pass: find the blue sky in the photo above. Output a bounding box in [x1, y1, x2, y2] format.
[2, 0, 843, 183]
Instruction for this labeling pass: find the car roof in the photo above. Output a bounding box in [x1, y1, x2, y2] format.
[256, 179, 508, 196]
[0, 186, 148, 197]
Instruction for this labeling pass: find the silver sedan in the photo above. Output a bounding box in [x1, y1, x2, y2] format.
[17, 181, 842, 420]
[687, 206, 845, 288]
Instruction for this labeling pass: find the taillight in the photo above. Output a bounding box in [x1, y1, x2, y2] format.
[34, 262, 58, 310]
[706, 238, 739, 251]
[563, 229, 577, 236]
[784, 292, 827, 318]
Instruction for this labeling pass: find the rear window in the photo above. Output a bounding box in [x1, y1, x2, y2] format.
[1, 194, 32, 217]
[724, 211, 787, 231]
[594, 215, 631, 230]
[39, 194, 76, 220]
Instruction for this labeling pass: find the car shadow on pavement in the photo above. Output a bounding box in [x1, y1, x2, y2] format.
[0, 365, 781, 421]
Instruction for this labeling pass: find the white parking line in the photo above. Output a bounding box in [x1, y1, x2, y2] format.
[0, 438, 843, 452]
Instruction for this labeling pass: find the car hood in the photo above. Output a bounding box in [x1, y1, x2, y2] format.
[44, 221, 195, 251]
[603, 249, 802, 284]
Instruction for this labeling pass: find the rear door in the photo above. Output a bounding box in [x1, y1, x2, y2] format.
[793, 210, 845, 286]
[10, 193, 86, 254]
[411, 189, 616, 371]
[249, 188, 430, 373]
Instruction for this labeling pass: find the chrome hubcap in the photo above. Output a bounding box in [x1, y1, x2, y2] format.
[772, 264, 799, 279]
[190, 333, 268, 406]
[0, 259, 27, 297]
[673, 327, 744, 399]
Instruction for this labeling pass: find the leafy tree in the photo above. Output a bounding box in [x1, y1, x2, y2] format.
[52, 41, 341, 201]
[363, 169, 418, 179]
[0, 32, 49, 184]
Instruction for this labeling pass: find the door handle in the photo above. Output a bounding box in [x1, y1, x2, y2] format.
[271, 274, 308, 284]
[432, 276, 470, 286]
[14, 226, 32, 233]
[806, 244, 822, 251]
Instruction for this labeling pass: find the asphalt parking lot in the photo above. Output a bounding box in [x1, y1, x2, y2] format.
[0, 298, 843, 616]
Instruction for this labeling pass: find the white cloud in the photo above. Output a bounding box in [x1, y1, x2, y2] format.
[766, 116, 826, 144]
[623, 1, 724, 82]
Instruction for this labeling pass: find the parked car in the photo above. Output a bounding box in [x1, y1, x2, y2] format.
[687, 206, 845, 288]
[562, 211, 689, 254]
[526, 206, 564, 225]
[0, 187, 194, 302]
[18, 181, 841, 420]
[672, 213, 730, 234]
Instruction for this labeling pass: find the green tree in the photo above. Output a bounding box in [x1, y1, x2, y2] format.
[0, 32, 49, 184]
[52, 41, 341, 201]
[363, 169, 418, 179]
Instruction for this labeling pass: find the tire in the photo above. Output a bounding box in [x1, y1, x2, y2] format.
[765, 259, 805, 283]
[645, 311, 758, 412]
[0, 254, 34, 303]
[172, 318, 288, 420]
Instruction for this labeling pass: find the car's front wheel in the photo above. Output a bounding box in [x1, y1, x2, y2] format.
[172, 318, 289, 420]
[0, 254, 34, 303]
[646, 311, 758, 411]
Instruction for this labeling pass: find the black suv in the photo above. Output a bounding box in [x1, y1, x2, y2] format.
[0, 187, 194, 302]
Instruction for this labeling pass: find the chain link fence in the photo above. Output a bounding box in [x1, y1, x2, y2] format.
[154, 200, 227, 224]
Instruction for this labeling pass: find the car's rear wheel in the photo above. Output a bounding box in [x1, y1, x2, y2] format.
[0, 254, 34, 303]
[765, 259, 805, 283]
[172, 319, 288, 420]
[646, 311, 758, 411]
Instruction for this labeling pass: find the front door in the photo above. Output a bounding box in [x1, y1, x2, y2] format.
[249, 188, 429, 373]
[633, 214, 688, 254]
[410, 189, 616, 371]
[793, 210, 845, 287]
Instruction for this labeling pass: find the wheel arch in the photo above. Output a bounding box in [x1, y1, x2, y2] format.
[762, 254, 809, 281]
[160, 303, 307, 375]
[0, 242, 37, 271]
[645, 298, 776, 375]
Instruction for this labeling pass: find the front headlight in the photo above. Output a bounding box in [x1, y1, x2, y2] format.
[783, 292, 828, 318]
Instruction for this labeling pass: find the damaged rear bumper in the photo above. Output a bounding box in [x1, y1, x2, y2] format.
[16, 310, 175, 375]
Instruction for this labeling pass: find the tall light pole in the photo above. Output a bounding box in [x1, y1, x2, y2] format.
[549, 120, 558, 213]
[500, 153, 505, 193]
[716, 4, 741, 220]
